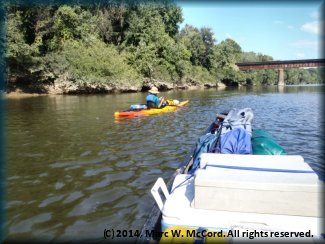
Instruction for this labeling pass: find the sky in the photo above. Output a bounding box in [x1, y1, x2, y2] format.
[178, 1, 324, 60]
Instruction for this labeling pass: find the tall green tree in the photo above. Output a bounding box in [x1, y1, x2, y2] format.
[156, 3, 183, 37]
[285, 68, 300, 85]
[122, 4, 183, 81]
[200, 27, 215, 70]
[95, 4, 129, 45]
[213, 38, 242, 69]
[178, 25, 205, 66]
[178, 24, 215, 70]
[211, 38, 242, 84]
[47, 6, 97, 51]
[6, 8, 41, 82]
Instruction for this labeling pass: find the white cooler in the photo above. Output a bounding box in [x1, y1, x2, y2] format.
[194, 153, 322, 216]
[151, 153, 323, 240]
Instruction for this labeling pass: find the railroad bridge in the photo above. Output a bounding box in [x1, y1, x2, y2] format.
[235, 59, 325, 86]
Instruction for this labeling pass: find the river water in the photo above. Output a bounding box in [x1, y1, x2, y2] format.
[4, 85, 324, 241]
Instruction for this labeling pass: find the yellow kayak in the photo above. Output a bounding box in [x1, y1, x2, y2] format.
[114, 100, 189, 118]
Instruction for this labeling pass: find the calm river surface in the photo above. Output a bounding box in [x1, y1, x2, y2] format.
[4, 85, 324, 241]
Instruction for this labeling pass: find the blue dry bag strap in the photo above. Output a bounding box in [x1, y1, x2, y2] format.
[170, 174, 194, 194]
[208, 121, 224, 154]
[205, 164, 315, 173]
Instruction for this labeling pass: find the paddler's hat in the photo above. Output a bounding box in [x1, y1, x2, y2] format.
[148, 87, 159, 94]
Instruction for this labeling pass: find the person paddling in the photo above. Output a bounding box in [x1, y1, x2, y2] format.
[146, 87, 165, 108]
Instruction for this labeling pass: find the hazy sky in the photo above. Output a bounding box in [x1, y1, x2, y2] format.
[178, 1, 323, 60]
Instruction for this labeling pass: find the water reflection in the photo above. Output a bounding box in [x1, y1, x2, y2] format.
[5, 86, 324, 241]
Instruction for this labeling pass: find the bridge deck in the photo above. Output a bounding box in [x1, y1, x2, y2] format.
[236, 59, 325, 70]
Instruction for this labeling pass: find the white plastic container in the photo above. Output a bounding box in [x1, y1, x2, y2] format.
[151, 154, 323, 239]
[195, 154, 322, 216]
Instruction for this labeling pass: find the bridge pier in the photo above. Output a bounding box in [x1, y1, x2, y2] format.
[278, 68, 285, 86]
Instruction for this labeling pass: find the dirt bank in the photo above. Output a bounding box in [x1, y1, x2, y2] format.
[5, 78, 225, 97]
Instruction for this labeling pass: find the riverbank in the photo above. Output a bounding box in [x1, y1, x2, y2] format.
[5, 78, 227, 98]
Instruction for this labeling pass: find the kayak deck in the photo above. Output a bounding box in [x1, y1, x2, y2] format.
[114, 100, 189, 118]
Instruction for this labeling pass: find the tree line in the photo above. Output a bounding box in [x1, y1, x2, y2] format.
[5, 2, 324, 93]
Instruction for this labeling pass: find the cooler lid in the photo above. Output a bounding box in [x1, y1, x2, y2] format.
[196, 154, 321, 192]
[200, 153, 309, 171]
[195, 168, 321, 192]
